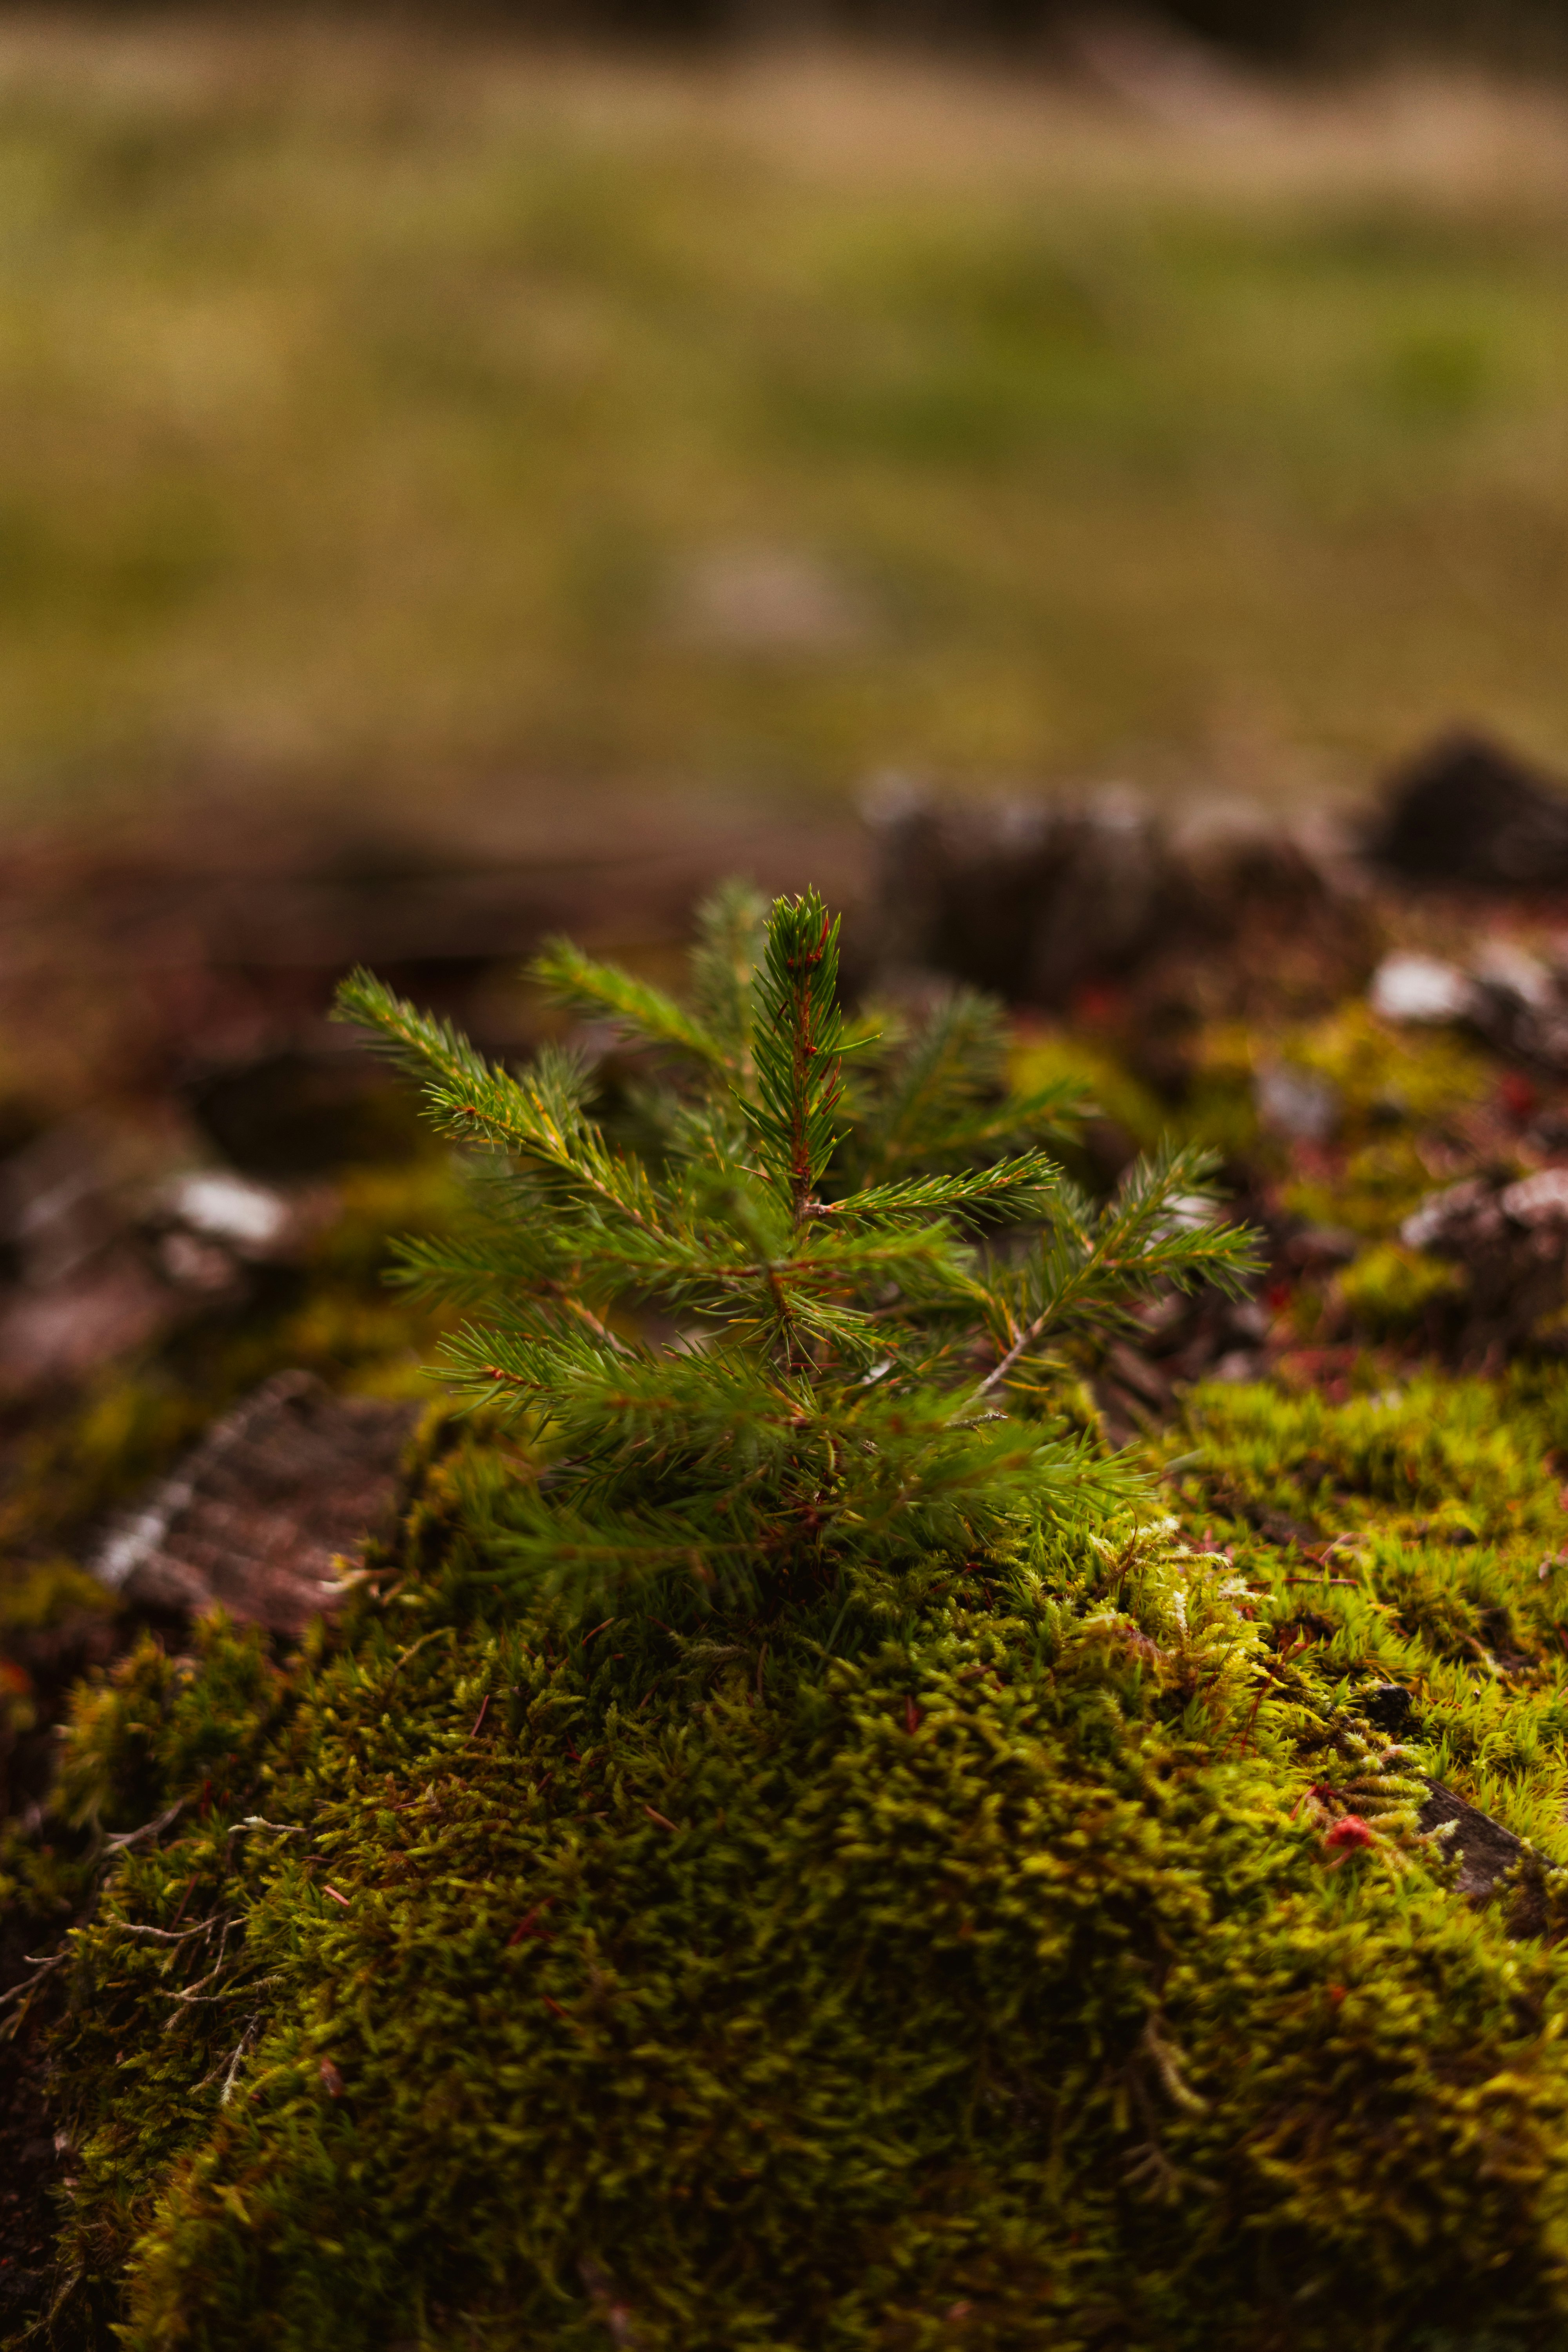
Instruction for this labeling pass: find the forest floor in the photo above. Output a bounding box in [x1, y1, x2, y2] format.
[9, 808, 1568, 2339]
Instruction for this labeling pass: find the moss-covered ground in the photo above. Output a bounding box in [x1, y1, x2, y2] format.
[15, 948, 1568, 2345]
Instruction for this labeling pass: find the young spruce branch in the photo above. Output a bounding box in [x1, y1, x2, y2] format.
[335, 885, 1260, 1618]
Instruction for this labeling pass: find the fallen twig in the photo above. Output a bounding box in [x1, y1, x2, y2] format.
[103, 1798, 187, 1855]
[105, 1913, 232, 1945]
[196, 2014, 264, 2104]
[160, 1920, 238, 2018]
[379, 1625, 454, 1690]
[166, 1974, 283, 2016]
[0, 1947, 69, 2011]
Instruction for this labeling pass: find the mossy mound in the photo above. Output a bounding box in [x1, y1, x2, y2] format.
[22, 896, 1568, 2351]
[18, 1417, 1568, 2352]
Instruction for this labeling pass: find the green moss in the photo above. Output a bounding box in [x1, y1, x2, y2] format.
[1103, 999, 1494, 1244]
[0, 1560, 108, 1642]
[1287, 1003, 1489, 1135]
[1171, 1373, 1568, 1855]
[1009, 1031, 1167, 1156]
[51, 1616, 290, 1844]
[0, 1377, 211, 1571]
[1335, 1243, 1465, 1338]
[1181, 1373, 1556, 1537]
[1273, 1005, 1493, 1239]
[9, 1406, 1568, 2350]
[1163, 1022, 1263, 1163]
[6, 1357, 1568, 2348]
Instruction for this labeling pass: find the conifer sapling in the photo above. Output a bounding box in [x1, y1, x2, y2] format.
[334, 885, 1259, 1620]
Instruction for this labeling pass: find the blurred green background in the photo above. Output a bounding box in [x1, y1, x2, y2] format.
[1, 16, 1566, 822]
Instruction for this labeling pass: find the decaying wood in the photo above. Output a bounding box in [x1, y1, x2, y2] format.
[1417, 1777, 1550, 1927]
[91, 1370, 419, 1636]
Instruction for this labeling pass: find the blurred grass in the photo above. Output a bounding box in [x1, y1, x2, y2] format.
[0, 21, 1567, 815]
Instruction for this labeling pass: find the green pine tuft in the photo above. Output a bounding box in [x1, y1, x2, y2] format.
[334, 886, 1259, 1619]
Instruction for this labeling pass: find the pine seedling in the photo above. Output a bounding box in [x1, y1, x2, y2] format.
[334, 885, 1259, 1619]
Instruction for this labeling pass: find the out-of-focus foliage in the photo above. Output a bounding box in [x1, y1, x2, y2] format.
[182, 1, 1568, 65]
[0, 26, 1566, 810]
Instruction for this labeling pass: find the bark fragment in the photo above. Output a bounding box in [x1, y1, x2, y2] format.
[91, 1371, 419, 1636]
